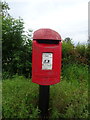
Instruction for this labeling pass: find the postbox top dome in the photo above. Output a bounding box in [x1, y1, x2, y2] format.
[33, 28, 61, 40]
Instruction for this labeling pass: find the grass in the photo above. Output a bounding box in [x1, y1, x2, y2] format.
[50, 80, 88, 119]
[2, 75, 39, 118]
[2, 64, 88, 119]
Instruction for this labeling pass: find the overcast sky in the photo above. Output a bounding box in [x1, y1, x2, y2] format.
[5, 0, 89, 44]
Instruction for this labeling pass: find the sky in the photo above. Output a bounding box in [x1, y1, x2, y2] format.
[4, 0, 89, 44]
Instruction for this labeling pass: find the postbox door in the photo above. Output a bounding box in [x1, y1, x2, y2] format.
[32, 40, 62, 85]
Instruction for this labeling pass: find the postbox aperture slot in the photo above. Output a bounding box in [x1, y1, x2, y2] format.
[36, 39, 60, 44]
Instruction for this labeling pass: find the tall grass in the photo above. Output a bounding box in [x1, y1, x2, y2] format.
[2, 75, 39, 118]
[50, 64, 88, 119]
[2, 64, 88, 119]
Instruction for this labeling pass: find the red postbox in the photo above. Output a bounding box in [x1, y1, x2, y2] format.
[32, 28, 62, 85]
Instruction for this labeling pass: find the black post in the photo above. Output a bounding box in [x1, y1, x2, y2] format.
[39, 85, 50, 120]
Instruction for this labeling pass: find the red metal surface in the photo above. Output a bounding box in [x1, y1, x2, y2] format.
[32, 28, 62, 85]
[33, 28, 61, 40]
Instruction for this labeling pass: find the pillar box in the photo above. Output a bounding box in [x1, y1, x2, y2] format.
[32, 28, 62, 85]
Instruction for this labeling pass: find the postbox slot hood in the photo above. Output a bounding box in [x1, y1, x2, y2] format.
[33, 28, 62, 41]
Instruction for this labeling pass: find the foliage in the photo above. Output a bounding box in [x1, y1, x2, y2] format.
[62, 38, 88, 65]
[75, 43, 88, 64]
[62, 63, 88, 83]
[2, 75, 39, 118]
[50, 64, 88, 119]
[86, 42, 90, 65]
[62, 38, 75, 65]
[50, 80, 88, 119]
[2, 1, 32, 79]
[1, 1, 88, 79]
[1, 2, 89, 119]
[0, 1, 10, 17]
[2, 64, 88, 119]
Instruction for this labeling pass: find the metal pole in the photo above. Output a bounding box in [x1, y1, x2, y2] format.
[39, 85, 50, 120]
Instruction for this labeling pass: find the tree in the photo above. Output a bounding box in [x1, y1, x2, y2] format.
[64, 37, 73, 44]
[0, 1, 10, 17]
[2, 1, 32, 78]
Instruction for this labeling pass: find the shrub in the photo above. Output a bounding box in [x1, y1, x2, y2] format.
[62, 40, 75, 65]
[75, 43, 88, 64]
[62, 63, 88, 83]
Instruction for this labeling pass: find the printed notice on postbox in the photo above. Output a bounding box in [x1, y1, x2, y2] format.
[42, 53, 53, 70]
